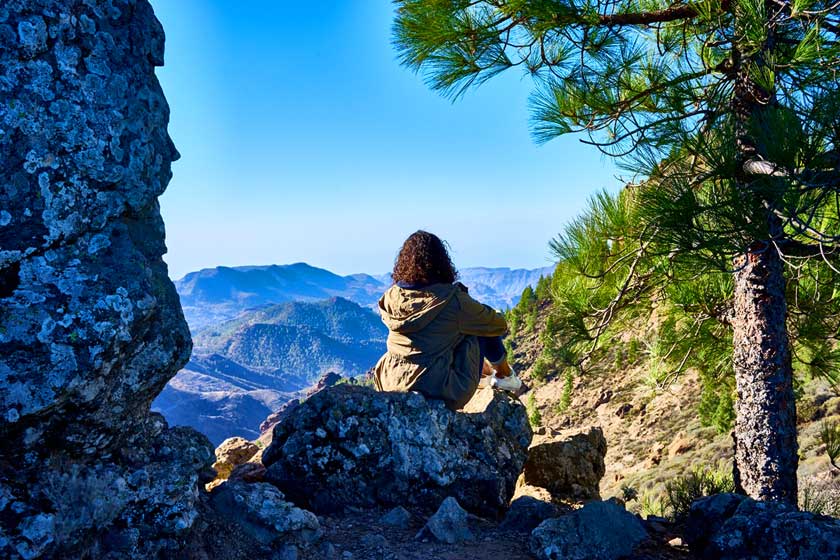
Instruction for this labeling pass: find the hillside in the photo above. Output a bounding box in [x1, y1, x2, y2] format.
[152, 297, 387, 444]
[510, 302, 840, 513]
[176, 262, 556, 332]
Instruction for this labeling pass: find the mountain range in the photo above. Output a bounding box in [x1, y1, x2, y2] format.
[154, 262, 554, 444]
[175, 262, 555, 332]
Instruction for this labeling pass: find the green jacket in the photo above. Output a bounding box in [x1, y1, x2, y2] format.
[373, 282, 508, 409]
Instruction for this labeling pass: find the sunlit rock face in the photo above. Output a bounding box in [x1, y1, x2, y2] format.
[0, 2, 213, 558]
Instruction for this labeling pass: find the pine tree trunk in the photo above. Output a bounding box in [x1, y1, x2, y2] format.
[728, 0, 798, 505]
[731, 247, 798, 504]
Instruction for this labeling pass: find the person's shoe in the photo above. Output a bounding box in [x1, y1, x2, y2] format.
[478, 374, 494, 389]
[491, 369, 522, 393]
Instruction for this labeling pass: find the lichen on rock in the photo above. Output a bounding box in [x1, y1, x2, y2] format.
[685, 493, 840, 559]
[0, 2, 213, 558]
[262, 384, 532, 518]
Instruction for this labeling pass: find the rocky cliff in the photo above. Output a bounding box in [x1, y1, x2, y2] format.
[0, 1, 213, 557]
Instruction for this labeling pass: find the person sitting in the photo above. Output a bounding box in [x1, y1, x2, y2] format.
[373, 230, 522, 410]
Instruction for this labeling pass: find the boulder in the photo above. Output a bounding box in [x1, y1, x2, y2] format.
[213, 437, 260, 479]
[262, 385, 531, 518]
[380, 506, 413, 529]
[667, 432, 694, 459]
[209, 481, 322, 547]
[685, 493, 840, 559]
[502, 485, 567, 531]
[0, 1, 213, 557]
[521, 426, 606, 502]
[415, 497, 474, 544]
[530, 501, 648, 560]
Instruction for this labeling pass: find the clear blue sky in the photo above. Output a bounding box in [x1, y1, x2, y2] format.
[150, 0, 619, 280]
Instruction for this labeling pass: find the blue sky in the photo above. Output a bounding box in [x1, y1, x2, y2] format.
[150, 1, 619, 280]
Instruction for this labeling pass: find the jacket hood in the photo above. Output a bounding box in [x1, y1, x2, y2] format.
[378, 283, 457, 334]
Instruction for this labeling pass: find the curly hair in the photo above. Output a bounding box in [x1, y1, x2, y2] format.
[392, 230, 458, 286]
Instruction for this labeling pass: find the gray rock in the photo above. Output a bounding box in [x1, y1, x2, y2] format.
[521, 426, 606, 502]
[0, 2, 213, 558]
[502, 486, 566, 531]
[263, 385, 531, 518]
[380, 506, 413, 529]
[361, 533, 388, 549]
[210, 481, 322, 546]
[415, 497, 474, 544]
[685, 493, 840, 559]
[530, 501, 647, 560]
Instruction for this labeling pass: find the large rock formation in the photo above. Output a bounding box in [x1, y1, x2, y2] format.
[0, 1, 214, 557]
[685, 493, 840, 559]
[262, 384, 532, 518]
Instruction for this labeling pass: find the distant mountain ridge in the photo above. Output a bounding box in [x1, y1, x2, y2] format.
[176, 263, 385, 332]
[176, 262, 555, 332]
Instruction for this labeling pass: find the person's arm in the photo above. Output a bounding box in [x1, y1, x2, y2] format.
[455, 284, 508, 336]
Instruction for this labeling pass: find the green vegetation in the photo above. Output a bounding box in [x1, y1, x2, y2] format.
[639, 493, 666, 519]
[527, 392, 543, 428]
[800, 478, 840, 517]
[664, 468, 735, 520]
[507, 283, 540, 336]
[395, 0, 840, 503]
[555, 369, 573, 414]
[820, 421, 840, 470]
[620, 484, 639, 504]
[529, 356, 551, 384]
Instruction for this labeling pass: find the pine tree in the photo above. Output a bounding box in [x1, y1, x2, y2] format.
[394, 0, 840, 504]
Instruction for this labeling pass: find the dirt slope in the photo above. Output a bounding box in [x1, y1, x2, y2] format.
[510, 306, 840, 512]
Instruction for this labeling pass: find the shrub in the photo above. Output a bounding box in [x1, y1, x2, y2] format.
[534, 274, 552, 302]
[503, 337, 515, 363]
[621, 484, 639, 503]
[640, 493, 666, 518]
[527, 393, 542, 428]
[525, 312, 537, 333]
[558, 369, 573, 412]
[820, 420, 840, 470]
[627, 338, 641, 364]
[531, 357, 550, 383]
[664, 467, 735, 520]
[800, 477, 840, 517]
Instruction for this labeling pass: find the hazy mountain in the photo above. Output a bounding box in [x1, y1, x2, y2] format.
[457, 266, 556, 309]
[153, 297, 386, 444]
[176, 262, 556, 332]
[175, 263, 385, 332]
